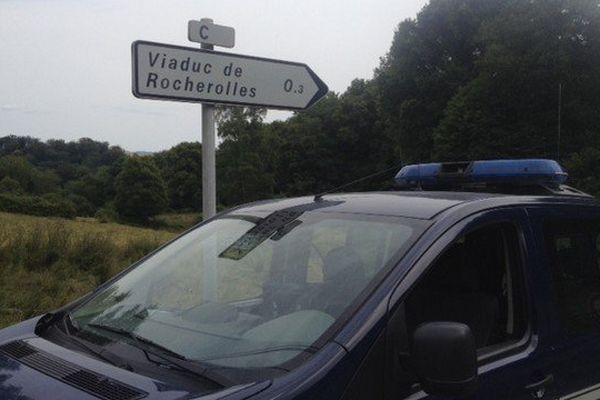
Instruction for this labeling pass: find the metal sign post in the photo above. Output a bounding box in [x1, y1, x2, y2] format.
[201, 102, 216, 220]
[197, 20, 219, 221]
[197, 19, 226, 304]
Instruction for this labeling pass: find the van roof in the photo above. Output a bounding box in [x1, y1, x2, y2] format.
[230, 191, 600, 220]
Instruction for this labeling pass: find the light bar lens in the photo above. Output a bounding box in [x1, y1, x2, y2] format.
[395, 159, 567, 188]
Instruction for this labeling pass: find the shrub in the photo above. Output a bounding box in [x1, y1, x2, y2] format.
[0, 155, 60, 194]
[564, 149, 600, 197]
[67, 194, 96, 217]
[114, 157, 168, 222]
[153, 212, 202, 231]
[95, 206, 119, 223]
[0, 193, 76, 218]
[0, 177, 23, 194]
[42, 193, 77, 218]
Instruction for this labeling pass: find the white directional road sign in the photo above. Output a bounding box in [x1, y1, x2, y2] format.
[131, 41, 328, 110]
[188, 19, 235, 48]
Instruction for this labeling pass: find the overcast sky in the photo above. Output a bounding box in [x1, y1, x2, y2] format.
[0, 0, 428, 152]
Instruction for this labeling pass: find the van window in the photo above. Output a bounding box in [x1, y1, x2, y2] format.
[544, 220, 600, 335]
[307, 220, 402, 283]
[405, 223, 527, 351]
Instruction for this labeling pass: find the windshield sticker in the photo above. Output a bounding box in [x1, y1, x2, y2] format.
[220, 200, 343, 260]
[220, 209, 303, 260]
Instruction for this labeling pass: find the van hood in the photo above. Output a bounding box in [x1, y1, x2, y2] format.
[0, 317, 269, 400]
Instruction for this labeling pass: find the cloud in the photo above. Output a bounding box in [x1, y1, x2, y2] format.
[0, 105, 48, 115]
[96, 105, 170, 117]
[0, 104, 20, 112]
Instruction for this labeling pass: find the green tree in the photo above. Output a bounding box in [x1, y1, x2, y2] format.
[154, 142, 203, 211]
[564, 148, 600, 197]
[216, 107, 275, 205]
[66, 166, 118, 209]
[375, 0, 504, 163]
[268, 82, 395, 197]
[114, 157, 168, 222]
[0, 155, 60, 194]
[433, 0, 600, 161]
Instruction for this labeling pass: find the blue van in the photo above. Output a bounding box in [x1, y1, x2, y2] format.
[0, 159, 598, 400]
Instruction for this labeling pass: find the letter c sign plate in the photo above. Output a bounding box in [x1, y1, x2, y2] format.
[188, 19, 235, 48]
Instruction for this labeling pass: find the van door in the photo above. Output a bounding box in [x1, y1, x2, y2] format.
[385, 208, 559, 400]
[528, 205, 600, 399]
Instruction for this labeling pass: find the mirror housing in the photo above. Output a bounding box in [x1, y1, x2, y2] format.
[412, 322, 478, 398]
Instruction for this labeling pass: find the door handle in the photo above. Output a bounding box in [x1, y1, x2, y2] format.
[525, 374, 554, 399]
[525, 374, 554, 390]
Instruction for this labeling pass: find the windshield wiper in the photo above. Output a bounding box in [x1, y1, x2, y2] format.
[85, 323, 230, 387]
[70, 335, 135, 371]
[86, 323, 187, 360]
[197, 344, 320, 363]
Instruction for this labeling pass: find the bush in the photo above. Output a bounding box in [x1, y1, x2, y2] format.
[564, 149, 600, 197]
[153, 213, 202, 231]
[95, 206, 119, 223]
[0, 193, 76, 218]
[0, 177, 23, 194]
[114, 157, 168, 223]
[67, 194, 96, 217]
[42, 193, 77, 218]
[0, 155, 60, 194]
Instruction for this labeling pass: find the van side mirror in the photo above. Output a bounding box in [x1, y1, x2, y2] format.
[412, 322, 478, 398]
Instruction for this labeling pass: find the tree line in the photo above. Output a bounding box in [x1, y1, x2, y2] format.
[1, 0, 600, 223]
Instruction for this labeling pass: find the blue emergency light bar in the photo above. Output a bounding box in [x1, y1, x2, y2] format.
[395, 159, 568, 189]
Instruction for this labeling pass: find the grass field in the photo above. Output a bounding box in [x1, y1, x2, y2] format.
[0, 212, 179, 328]
[154, 212, 202, 232]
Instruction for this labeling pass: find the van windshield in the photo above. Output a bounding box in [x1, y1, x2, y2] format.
[71, 207, 424, 371]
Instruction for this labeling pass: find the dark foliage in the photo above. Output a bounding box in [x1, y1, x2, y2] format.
[0, 193, 76, 218]
[114, 157, 168, 222]
[0, 136, 125, 218]
[154, 142, 203, 211]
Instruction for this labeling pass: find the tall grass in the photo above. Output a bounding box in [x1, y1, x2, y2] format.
[0, 213, 175, 328]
